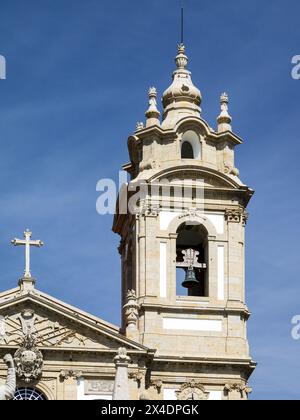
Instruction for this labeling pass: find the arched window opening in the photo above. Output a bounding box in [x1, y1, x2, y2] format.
[181, 141, 194, 159]
[13, 387, 47, 400]
[181, 130, 201, 160]
[176, 223, 208, 297]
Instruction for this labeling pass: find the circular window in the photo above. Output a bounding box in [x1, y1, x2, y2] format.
[13, 387, 47, 400]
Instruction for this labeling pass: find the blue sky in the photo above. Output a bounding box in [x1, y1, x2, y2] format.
[0, 0, 299, 400]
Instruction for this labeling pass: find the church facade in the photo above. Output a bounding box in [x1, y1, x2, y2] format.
[0, 44, 256, 400]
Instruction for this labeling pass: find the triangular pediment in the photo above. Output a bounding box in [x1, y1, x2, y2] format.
[0, 288, 148, 353]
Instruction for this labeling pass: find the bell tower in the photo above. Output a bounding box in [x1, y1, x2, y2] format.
[113, 44, 256, 399]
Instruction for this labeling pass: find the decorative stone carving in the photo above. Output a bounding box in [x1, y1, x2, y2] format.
[150, 379, 163, 393]
[179, 208, 205, 221]
[3, 311, 99, 349]
[113, 348, 131, 400]
[176, 380, 209, 400]
[145, 87, 160, 127]
[217, 93, 232, 133]
[223, 161, 239, 177]
[128, 370, 145, 387]
[14, 334, 43, 383]
[85, 379, 114, 395]
[0, 354, 16, 400]
[123, 290, 139, 330]
[114, 347, 131, 365]
[139, 203, 160, 217]
[60, 370, 83, 381]
[225, 208, 248, 225]
[18, 309, 37, 336]
[243, 211, 249, 226]
[136, 122, 144, 131]
[224, 383, 252, 400]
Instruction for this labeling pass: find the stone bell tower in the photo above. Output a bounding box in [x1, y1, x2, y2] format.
[113, 44, 256, 399]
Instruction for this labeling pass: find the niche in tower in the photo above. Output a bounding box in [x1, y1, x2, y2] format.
[176, 223, 208, 297]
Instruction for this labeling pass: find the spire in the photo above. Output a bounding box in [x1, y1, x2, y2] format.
[217, 92, 232, 133]
[162, 44, 202, 128]
[145, 87, 160, 127]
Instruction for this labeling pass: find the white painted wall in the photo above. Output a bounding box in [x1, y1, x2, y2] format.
[208, 391, 223, 400]
[163, 388, 178, 400]
[159, 211, 224, 234]
[160, 242, 167, 298]
[163, 317, 222, 332]
[217, 246, 225, 301]
[163, 388, 223, 400]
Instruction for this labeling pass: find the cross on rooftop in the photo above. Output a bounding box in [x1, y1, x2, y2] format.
[11, 229, 44, 279]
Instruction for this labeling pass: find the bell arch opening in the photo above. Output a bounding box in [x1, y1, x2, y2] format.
[176, 223, 208, 297]
[181, 141, 194, 159]
[181, 130, 201, 160]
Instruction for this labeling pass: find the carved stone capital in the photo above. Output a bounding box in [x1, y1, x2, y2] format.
[139, 203, 160, 218]
[225, 208, 248, 225]
[224, 383, 252, 400]
[60, 370, 83, 381]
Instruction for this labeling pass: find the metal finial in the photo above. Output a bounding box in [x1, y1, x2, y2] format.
[181, 7, 184, 45]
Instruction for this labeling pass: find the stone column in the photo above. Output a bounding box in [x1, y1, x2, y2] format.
[113, 348, 131, 401]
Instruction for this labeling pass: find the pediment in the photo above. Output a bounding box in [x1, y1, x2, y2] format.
[0, 289, 148, 353]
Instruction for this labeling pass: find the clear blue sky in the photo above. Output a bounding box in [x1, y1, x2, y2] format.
[0, 0, 299, 400]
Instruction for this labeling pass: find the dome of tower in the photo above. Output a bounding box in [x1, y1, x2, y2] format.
[162, 44, 202, 127]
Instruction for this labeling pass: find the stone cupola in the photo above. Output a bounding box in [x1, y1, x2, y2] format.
[162, 44, 202, 128]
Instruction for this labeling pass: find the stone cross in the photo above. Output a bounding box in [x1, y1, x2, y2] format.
[176, 248, 207, 270]
[11, 230, 44, 279]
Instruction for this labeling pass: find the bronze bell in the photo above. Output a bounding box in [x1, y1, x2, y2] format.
[182, 267, 199, 289]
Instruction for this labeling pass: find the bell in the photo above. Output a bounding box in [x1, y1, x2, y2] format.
[182, 267, 199, 289]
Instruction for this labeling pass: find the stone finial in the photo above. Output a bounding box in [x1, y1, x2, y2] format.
[217, 92, 232, 133]
[123, 290, 140, 342]
[136, 121, 144, 132]
[176, 43, 188, 70]
[145, 87, 160, 127]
